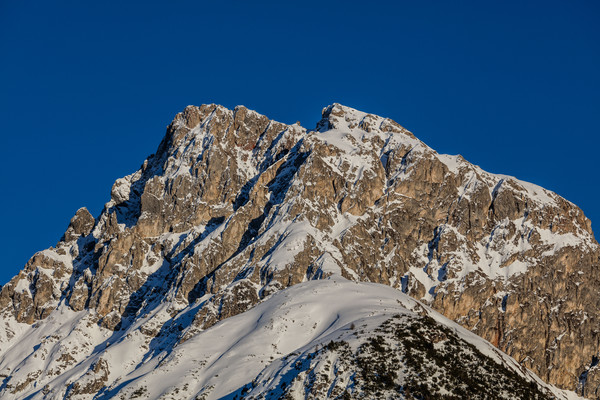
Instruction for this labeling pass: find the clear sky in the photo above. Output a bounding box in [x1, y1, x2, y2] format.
[0, 1, 598, 285]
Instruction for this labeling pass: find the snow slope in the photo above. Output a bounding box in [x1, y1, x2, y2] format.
[0, 279, 580, 399]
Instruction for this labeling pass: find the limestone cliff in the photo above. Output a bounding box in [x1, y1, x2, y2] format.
[0, 103, 597, 398]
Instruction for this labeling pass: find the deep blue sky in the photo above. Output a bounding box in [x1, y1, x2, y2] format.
[1, 1, 598, 285]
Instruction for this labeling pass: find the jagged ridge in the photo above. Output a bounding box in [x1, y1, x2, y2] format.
[0, 103, 598, 398]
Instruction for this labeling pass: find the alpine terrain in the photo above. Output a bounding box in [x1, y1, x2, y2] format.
[0, 103, 598, 399]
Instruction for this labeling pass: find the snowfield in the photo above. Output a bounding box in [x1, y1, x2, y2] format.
[0, 279, 581, 399]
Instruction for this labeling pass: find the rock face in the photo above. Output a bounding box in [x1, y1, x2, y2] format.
[0, 103, 598, 398]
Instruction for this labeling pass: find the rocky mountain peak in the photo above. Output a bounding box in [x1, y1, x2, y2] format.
[0, 103, 598, 398]
[317, 102, 416, 138]
[61, 207, 95, 243]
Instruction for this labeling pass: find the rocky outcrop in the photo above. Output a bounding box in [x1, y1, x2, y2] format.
[0, 103, 598, 397]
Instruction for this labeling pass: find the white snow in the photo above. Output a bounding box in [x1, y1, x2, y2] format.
[0, 280, 581, 399]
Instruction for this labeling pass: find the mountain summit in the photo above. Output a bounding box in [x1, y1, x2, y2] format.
[0, 104, 597, 399]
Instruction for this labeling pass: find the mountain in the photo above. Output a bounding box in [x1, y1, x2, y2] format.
[0, 103, 598, 398]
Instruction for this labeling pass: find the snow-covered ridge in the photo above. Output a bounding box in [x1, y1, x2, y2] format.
[319, 104, 565, 209]
[0, 280, 582, 399]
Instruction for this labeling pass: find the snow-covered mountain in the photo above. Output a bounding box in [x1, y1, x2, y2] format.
[1, 103, 598, 398]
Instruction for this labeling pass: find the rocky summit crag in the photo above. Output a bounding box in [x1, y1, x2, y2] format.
[0, 103, 598, 399]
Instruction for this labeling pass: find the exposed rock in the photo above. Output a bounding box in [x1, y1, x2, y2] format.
[0, 103, 597, 398]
